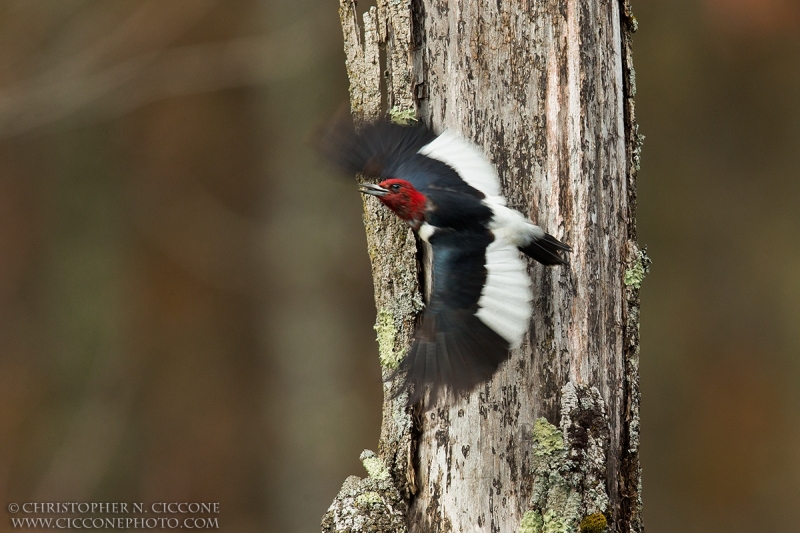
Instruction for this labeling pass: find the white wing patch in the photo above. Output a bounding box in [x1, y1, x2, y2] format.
[489, 204, 546, 247]
[418, 130, 506, 205]
[474, 238, 532, 348]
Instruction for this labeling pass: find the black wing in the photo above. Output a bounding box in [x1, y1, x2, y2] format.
[317, 116, 486, 199]
[317, 115, 434, 177]
[398, 229, 512, 404]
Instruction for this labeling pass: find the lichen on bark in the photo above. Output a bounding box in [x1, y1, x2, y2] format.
[521, 383, 611, 533]
[623, 248, 651, 290]
[321, 475, 408, 533]
[375, 308, 405, 370]
[321, 450, 409, 532]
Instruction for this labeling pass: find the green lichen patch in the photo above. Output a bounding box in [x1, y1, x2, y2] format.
[375, 308, 403, 370]
[532, 418, 564, 457]
[519, 510, 543, 533]
[526, 419, 576, 533]
[388, 106, 417, 125]
[518, 508, 574, 533]
[360, 450, 390, 481]
[356, 491, 384, 506]
[624, 248, 651, 289]
[579, 513, 608, 533]
[522, 384, 611, 533]
[541, 509, 570, 533]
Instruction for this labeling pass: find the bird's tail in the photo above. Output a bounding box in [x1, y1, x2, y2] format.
[519, 232, 571, 266]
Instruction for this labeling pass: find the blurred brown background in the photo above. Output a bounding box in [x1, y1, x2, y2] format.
[0, 1, 797, 532]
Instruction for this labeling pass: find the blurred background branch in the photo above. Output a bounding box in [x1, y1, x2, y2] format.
[0, 1, 328, 137]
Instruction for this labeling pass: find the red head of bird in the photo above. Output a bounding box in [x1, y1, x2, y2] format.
[359, 178, 427, 230]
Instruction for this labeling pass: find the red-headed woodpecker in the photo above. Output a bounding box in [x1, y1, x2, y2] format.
[322, 119, 570, 402]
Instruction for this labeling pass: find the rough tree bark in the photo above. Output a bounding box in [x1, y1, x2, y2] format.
[322, 1, 646, 532]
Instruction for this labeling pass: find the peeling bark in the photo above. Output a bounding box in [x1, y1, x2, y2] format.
[324, 1, 644, 531]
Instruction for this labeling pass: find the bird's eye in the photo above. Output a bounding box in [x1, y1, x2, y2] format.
[390, 183, 401, 191]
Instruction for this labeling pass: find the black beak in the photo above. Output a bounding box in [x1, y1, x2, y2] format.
[358, 183, 389, 197]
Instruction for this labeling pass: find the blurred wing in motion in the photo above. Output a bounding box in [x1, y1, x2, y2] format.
[315, 113, 436, 179]
[399, 228, 532, 403]
[316, 114, 496, 202]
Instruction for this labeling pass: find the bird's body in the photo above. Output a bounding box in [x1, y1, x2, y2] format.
[322, 119, 569, 403]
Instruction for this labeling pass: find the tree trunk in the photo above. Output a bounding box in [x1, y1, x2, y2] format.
[322, 1, 646, 532]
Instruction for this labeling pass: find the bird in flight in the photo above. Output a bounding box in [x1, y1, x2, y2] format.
[321, 118, 570, 403]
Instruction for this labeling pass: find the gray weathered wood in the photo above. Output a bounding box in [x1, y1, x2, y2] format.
[323, 1, 645, 531]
